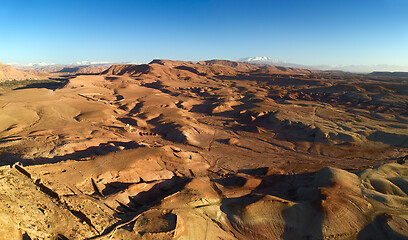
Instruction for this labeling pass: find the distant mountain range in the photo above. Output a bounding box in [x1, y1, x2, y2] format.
[7, 58, 408, 74]
[369, 71, 408, 78]
[8, 61, 113, 68]
[236, 57, 309, 69]
[237, 57, 408, 73]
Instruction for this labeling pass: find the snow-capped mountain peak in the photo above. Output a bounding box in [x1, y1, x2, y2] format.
[237, 57, 284, 64]
[237, 57, 309, 69]
[8, 62, 57, 67]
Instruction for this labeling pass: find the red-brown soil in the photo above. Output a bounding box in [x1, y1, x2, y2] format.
[0, 59, 407, 239]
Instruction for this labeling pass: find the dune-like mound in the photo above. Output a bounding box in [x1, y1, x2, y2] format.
[0, 62, 36, 81]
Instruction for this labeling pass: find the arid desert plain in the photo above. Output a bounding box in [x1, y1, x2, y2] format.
[0, 60, 407, 239]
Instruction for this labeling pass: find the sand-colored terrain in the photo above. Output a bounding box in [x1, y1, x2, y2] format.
[0, 59, 407, 239]
[0, 63, 38, 82]
[13, 64, 113, 75]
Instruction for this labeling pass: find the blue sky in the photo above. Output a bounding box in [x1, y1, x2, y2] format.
[0, 0, 407, 67]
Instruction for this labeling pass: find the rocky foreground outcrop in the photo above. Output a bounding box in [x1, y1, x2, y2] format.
[1, 154, 407, 239]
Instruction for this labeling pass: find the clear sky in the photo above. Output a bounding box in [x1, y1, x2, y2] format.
[1, 0, 407, 67]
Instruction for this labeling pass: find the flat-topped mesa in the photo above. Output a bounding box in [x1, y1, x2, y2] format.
[149, 59, 195, 66]
[198, 59, 258, 70]
[252, 64, 313, 75]
[101, 64, 151, 76]
[150, 59, 257, 72]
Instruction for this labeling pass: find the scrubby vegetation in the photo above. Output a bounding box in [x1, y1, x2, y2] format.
[0, 78, 68, 90]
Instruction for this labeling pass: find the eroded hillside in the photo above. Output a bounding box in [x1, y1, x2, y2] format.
[0, 63, 38, 82]
[0, 59, 407, 239]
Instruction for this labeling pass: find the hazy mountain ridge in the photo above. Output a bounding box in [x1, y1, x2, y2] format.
[238, 56, 408, 73]
[370, 71, 408, 78]
[9, 62, 115, 74]
[237, 57, 310, 69]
